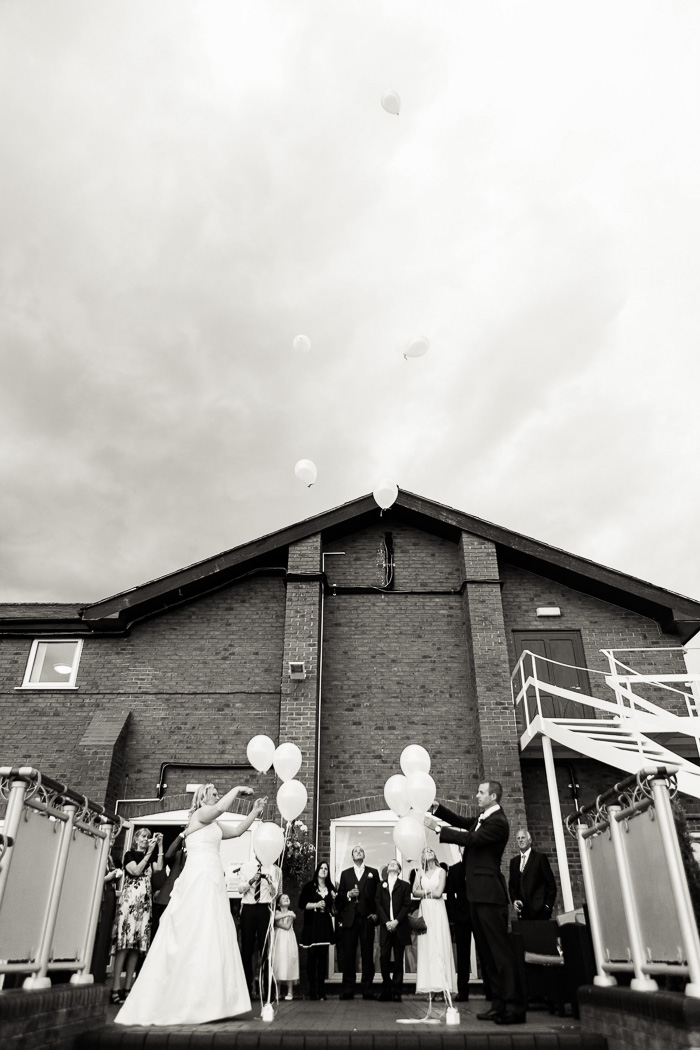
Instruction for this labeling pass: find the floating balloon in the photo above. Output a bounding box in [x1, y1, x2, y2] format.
[294, 459, 317, 487]
[400, 744, 431, 776]
[373, 479, 398, 511]
[253, 822, 285, 865]
[381, 91, 401, 116]
[273, 742, 302, 782]
[384, 773, 411, 817]
[393, 813, 426, 860]
[407, 771, 436, 813]
[277, 779, 308, 821]
[403, 336, 429, 360]
[293, 334, 311, 354]
[246, 735, 276, 773]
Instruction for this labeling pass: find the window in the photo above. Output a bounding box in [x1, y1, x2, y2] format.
[21, 639, 83, 688]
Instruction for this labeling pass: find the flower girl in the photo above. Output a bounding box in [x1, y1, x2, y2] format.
[272, 894, 300, 1000]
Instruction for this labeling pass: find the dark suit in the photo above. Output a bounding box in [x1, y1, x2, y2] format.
[509, 849, 556, 920]
[436, 803, 524, 1016]
[337, 864, 379, 996]
[445, 859, 474, 999]
[375, 876, 412, 994]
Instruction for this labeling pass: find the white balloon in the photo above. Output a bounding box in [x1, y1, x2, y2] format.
[384, 773, 411, 817]
[293, 334, 311, 354]
[407, 771, 436, 813]
[381, 91, 401, 116]
[403, 336, 429, 360]
[373, 479, 398, 510]
[393, 814, 426, 860]
[246, 735, 276, 773]
[253, 822, 285, 866]
[400, 744, 431, 776]
[277, 779, 308, 821]
[273, 742, 303, 782]
[294, 459, 317, 487]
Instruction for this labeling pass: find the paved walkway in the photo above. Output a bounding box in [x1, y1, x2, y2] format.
[104, 992, 582, 1035]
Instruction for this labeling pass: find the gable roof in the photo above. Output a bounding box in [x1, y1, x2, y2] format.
[3, 490, 700, 641]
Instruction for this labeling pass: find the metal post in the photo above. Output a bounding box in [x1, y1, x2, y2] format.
[607, 804, 658, 992]
[0, 776, 28, 911]
[24, 804, 78, 990]
[650, 777, 700, 996]
[71, 823, 112, 985]
[577, 825, 617, 986]
[541, 734, 574, 911]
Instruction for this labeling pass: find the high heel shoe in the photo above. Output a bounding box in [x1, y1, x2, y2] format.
[109, 991, 121, 1005]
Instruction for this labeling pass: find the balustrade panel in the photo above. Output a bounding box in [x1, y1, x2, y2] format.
[0, 806, 62, 962]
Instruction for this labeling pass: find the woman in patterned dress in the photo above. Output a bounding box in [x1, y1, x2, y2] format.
[110, 827, 163, 1003]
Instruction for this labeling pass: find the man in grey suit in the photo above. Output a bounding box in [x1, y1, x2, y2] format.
[509, 829, 557, 920]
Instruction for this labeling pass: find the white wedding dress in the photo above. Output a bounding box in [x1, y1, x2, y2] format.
[116, 822, 251, 1026]
[414, 867, 457, 995]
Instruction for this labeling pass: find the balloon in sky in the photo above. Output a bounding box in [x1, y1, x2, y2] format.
[273, 741, 303, 782]
[293, 334, 311, 354]
[400, 744, 431, 776]
[253, 822, 285, 865]
[393, 814, 426, 860]
[404, 336, 429, 360]
[277, 779, 308, 821]
[373, 480, 398, 510]
[381, 91, 401, 116]
[407, 771, 436, 813]
[294, 460, 317, 487]
[246, 734, 276, 773]
[384, 773, 411, 816]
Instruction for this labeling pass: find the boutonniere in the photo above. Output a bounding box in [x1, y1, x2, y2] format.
[368, 872, 374, 878]
[382, 881, 388, 889]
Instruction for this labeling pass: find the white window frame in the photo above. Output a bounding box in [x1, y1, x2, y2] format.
[19, 639, 83, 689]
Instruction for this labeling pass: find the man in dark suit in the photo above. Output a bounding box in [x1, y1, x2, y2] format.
[509, 829, 557, 920]
[428, 780, 526, 1025]
[445, 857, 475, 1001]
[336, 845, 379, 999]
[375, 859, 412, 1002]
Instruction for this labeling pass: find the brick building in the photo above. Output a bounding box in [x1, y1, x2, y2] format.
[3, 489, 700, 915]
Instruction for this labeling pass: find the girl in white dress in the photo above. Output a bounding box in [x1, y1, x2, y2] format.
[272, 894, 300, 999]
[411, 847, 457, 998]
[116, 784, 266, 1026]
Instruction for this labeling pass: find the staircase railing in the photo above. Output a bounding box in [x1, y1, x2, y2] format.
[0, 767, 122, 989]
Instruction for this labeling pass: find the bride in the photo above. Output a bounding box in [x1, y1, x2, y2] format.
[412, 846, 457, 999]
[116, 784, 266, 1026]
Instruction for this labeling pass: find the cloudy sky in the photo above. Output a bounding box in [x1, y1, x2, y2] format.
[1, 0, 699, 607]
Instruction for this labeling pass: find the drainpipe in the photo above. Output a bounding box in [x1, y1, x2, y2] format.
[316, 553, 345, 854]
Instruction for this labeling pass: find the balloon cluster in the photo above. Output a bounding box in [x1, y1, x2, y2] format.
[246, 735, 308, 865]
[384, 745, 436, 861]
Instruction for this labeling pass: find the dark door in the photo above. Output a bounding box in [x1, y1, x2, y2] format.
[513, 631, 593, 719]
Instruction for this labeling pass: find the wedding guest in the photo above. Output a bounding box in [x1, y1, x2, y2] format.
[90, 852, 122, 984]
[337, 846, 379, 1000]
[111, 828, 163, 1004]
[238, 844, 283, 1001]
[375, 859, 412, 1002]
[152, 830, 186, 935]
[509, 829, 557, 920]
[272, 894, 300, 999]
[298, 860, 336, 1000]
[412, 846, 456, 1001]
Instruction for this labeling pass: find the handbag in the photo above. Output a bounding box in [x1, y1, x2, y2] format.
[408, 909, 427, 934]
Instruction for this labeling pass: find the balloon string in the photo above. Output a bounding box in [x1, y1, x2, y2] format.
[260, 822, 290, 1014]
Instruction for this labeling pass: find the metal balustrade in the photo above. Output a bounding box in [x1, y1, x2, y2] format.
[566, 766, 700, 997]
[0, 767, 122, 989]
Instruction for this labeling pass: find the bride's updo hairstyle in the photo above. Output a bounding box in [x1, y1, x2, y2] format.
[420, 846, 437, 869]
[189, 783, 216, 816]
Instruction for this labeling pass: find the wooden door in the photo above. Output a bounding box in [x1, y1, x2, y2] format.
[513, 631, 593, 719]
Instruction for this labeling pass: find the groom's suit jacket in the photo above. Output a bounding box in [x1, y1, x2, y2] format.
[434, 802, 510, 906]
[337, 865, 379, 927]
[375, 877, 412, 946]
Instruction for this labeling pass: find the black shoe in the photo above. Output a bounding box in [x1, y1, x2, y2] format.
[494, 1011, 526, 1025]
[392, 994, 402, 1002]
[377, 990, 392, 1001]
[340, 993, 354, 1000]
[362, 992, 376, 1000]
[454, 993, 469, 1002]
[476, 1008, 503, 1021]
[109, 991, 121, 1005]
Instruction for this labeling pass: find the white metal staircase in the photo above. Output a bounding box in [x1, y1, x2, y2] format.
[512, 648, 700, 799]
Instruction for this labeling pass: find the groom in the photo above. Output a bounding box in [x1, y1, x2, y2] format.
[337, 845, 379, 999]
